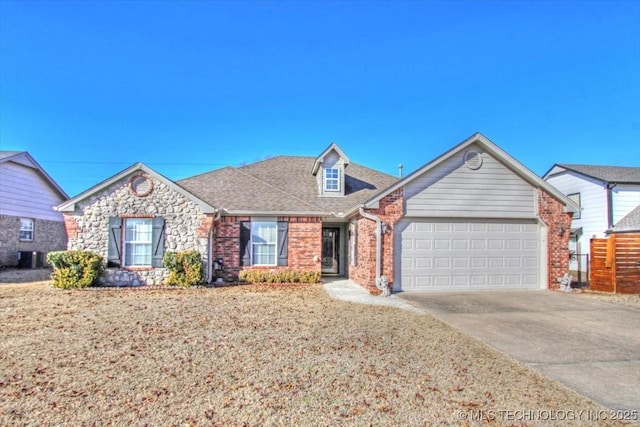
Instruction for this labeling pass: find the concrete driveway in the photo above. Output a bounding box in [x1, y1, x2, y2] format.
[398, 290, 640, 414]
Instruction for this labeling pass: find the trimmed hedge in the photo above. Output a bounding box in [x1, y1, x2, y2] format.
[163, 251, 203, 287]
[238, 270, 321, 284]
[47, 250, 103, 289]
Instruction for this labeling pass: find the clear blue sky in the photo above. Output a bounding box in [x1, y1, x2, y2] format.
[1, 0, 639, 197]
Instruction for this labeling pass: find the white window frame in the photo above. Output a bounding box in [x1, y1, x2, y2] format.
[251, 220, 277, 266]
[123, 218, 153, 267]
[19, 218, 34, 241]
[324, 167, 340, 192]
[568, 193, 581, 219]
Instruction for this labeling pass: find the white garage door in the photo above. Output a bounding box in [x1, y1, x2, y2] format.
[395, 219, 541, 291]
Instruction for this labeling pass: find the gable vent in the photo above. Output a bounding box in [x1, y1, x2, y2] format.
[130, 174, 153, 197]
[464, 150, 483, 170]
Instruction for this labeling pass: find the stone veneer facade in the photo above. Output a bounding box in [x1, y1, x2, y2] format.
[62, 173, 213, 286]
[0, 215, 67, 267]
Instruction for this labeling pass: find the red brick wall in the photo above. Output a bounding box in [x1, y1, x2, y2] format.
[538, 190, 573, 289]
[213, 216, 322, 281]
[349, 190, 404, 293]
[62, 213, 80, 242]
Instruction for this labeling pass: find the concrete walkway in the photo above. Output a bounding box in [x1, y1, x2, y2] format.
[322, 278, 425, 314]
[399, 290, 640, 415]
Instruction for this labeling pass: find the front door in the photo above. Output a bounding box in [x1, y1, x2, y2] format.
[321, 227, 340, 274]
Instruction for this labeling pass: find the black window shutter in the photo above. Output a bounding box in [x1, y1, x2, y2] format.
[240, 221, 251, 266]
[277, 221, 288, 266]
[151, 217, 166, 268]
[107, 217, 122, 268]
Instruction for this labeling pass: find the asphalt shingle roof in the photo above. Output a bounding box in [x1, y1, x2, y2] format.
[177, 156, 398, 215]
[557, 164, 640, 184]
[611, 205, 640, 232]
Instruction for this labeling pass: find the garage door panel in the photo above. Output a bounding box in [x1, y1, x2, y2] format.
[435, 223, 451, 232]
[452, 258, 469, 268]
[488, 240, 504, 250]
[415, 258, 432, 268]
[506, 257, 522, 268]
[471, 240, 486, 250]
[489, 258, 504, 268]
[506, 240, 522, 250]
[396, 218, 540, 291]
[471, 257, 486, 268]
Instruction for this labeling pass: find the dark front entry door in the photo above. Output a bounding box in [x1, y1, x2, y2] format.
[322, 227, 340, 274]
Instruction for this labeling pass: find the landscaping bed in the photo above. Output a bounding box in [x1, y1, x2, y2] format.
[0, 282, 628, 426]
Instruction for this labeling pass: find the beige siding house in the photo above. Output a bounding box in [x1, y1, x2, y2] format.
[0, 151, 68, 267]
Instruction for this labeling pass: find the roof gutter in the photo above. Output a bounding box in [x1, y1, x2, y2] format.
[358, 207, 390, 296]
[606, 183, 617, 229]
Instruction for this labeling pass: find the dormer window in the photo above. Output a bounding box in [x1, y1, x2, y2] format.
[312, 142, 350, 197]
[324, 168, 340, 192]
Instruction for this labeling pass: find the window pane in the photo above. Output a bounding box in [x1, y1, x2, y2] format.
[253, 244, 275, 265]
[124, 219, 152, 266]
[19, 219, 34, 241]
[324, 168, 339, 191]
[251, 221, 277, 265]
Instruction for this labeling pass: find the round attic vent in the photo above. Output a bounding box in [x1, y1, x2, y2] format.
[464, 150, 483, 170]
[130, 174, 153, 197]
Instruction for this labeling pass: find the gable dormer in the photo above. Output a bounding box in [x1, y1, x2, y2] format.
[312, 143, 350, 197]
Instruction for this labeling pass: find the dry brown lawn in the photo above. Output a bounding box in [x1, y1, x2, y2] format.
[0, 280, 629, 426]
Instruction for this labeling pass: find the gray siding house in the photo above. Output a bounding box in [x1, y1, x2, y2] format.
[0, 151, 69, 267]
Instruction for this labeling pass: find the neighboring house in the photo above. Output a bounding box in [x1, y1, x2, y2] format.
[0, 151, 69, 267]
[610, 204, 640, 234]
[543, 164, 640, 276]
[56, 133, 577, 292]
[589, 205, 640, 294]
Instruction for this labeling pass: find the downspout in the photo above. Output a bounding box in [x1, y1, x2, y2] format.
[359, 207, 390, 296]
[606, 183, 617, 230]
[207, 209, 222, 283]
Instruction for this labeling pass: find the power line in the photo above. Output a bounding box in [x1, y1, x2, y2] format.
[41, 160, 233, 166]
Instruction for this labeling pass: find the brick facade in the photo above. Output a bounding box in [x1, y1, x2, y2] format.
[213, 216, 322, 281]
[0, 214, 67, 267]
[349, 188, 573, 293]
[537, 189, 573, 289]
[349, 190, 404, 293]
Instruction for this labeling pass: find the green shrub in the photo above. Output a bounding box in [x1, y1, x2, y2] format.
[47, 250, 103, 289]
[238, 269, 320, 284]
[163, 251, 203, 287]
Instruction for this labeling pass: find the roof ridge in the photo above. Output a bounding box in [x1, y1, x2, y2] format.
[558, 163, 640, 170]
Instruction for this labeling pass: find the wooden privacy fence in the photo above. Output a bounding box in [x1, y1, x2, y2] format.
[590, 234, 640, 294]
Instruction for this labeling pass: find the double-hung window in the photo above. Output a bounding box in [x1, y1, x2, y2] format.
[19, 218, 34, 241]
[107, 216, 165, 268]
[324, 167, 340, 192]
[251, 221, 277, 265]
[124, 218, 153, 267]
[240, 220, 288, 267]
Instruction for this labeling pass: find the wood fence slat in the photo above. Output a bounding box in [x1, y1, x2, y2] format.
[590, 234, 640, 294]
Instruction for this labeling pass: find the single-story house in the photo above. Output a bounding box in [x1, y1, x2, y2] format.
[0, 151, 69, 267]
[56, 133, 577, 292]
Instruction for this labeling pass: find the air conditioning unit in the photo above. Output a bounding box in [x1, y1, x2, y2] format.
[17, 251, 45, 269]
